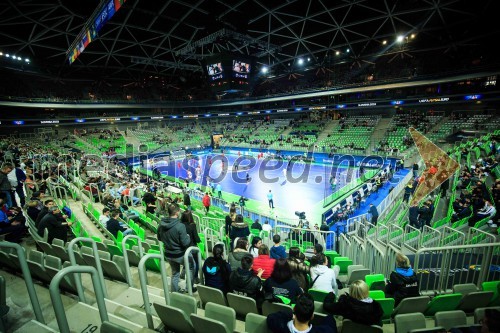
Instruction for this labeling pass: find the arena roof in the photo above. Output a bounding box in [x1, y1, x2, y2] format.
[0, 0, 498, 85]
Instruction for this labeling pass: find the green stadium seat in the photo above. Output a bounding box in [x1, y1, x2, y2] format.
[424, 293, 462, 316]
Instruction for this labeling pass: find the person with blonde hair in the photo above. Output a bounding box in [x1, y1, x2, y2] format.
[384, 253, 419, 305]
[324, 280, 383, 326]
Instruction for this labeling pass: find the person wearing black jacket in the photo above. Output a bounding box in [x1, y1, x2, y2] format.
[183, 190, 191, 211]
[181, 210, 201, 282]
[37, 206, 72, 244]
[267, 293, 337, 333]
[106, 210, 134, 238]
[35, 199, 55, 228]
[323, 280, 383, 327]
[202, 244, 231, 293]
[418, 202, 432, 228]
[408, 204, 420, 228]
[384, 253, 419, 306]
[229, 255, 264, 308]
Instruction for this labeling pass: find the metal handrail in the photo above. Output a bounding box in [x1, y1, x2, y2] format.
[67, 237, 108, 302]
[121, 235, 144, 287]
[0, 242, 44, 324]
[184, 246, 203, 296]
[49, 266, 108, 333]
[138, 253, 170, 330]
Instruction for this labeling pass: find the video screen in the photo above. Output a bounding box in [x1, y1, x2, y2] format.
[232, 60, 251, 73]
[206, 63, 223, 76]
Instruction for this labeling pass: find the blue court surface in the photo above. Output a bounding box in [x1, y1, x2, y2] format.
[151, 153, 407, 226]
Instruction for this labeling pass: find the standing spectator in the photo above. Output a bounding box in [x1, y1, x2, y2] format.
[183, 189, 191, 211]
[324, 280, 383, 326]
[8, 165, 26, 207]
[412, 162, 419, 178]
[202, 192, 211, 215]
[368, 203, 379, 226]
[309, 253, 338, 295]
[403, 183, 413, 203]
[0, 163, 14, 209]
[225, 205, 237, 238]
[202, 243, 231, 294]
[253, 244, 275, 279]
[384, 253, 419, 306]
[262, 220, 273, 233]
[408, 204, 420, 228]
[37, 206, 72, 244]
[267, 190, 274, 209]
[157, 203, 195, 293]
[181, 210, 201, 282]
[229, 256, 264, 308]
[228, 238, 250, 271]
[267, 293, 337, 333]
[263, 259, 303, 304]
[270, 234, 287, 259]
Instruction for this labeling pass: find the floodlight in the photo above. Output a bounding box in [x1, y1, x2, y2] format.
[261, 66, 268, 73]
[298, 58, 304, 65]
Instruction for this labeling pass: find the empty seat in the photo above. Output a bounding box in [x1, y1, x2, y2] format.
[190, 313, 230, 333]
[196, 285, 227, 308]
[204, 302, 236, 333]
[394, 313, 426, 333]
[457, 291, 494, 313]
[245, 313, 270, 333]
[453, 283, 478, 296]
[424, 293, 462, 316]
[365, 274, 386, 291]
[482, 281, 500, 306]
[27, 250, 52, 284]
[100, 256, 127, 283]
[338, 264, 363, 283]
[341, 319, 383, 333]
[369, 290, 385, 300]
[378, 298, 395, 320]
[170, 292, 198, 318]
[345, 269, 371, 286]
[226, 292, 258, 320]
[392, 296, 430, 317]
[261, 301, 293, 316]
[154, 303, 195, 333]
[308, 289, 330, 302]
[434, 310, 467, 330]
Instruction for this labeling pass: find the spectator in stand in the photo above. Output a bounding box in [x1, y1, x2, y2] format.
[182, 189, 191, 211]
[262, 220, 273, 233]
[384, 253, 419, 306]
[368, 203, 379, 226]
[181, 210, 201, 282]
[270, 234, 287, 259]
[249, 236, 262, 258]
[99, 207, 111, 228]
[225, 205, 237, 237]
[25, 200, 42, 222]
[0, 196, 25, 243]
[253, 244, 275, 279]
[106, 210, 135, 238]
[202, 243, 231, 294]
[251, 219, 262, 231]
[37, 206, 72, 244]
[35, 199, 55, 228]
[0, 163, 14, 209]
[229, 255, 264, 309]
[228, 237, 250, 271]
[309, 253, 338, 295]
[471, 200, 497, 227]
[287, 246, 310, 291]
[157, 203, 195, 293]
[478, 309, 500, 333]
[267, 293, 337, 333]
[7, 164, 26, 207]
[324, 280, 383, 327]
[202, 192, 211, 215]
[263, 258, 303, 304]
[229, 214, 250, 250]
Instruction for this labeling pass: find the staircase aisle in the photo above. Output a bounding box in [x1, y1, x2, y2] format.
[367, 117, 392, 155]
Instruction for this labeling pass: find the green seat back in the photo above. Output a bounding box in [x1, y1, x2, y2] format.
[377, 297, 395, 320]
[365, 274, 385, 289]
[336, 259, 353, 274]
[369, 290, 385, 300]
[308, 289, 330, 302]
[482, 281, 500, 306]
[424, 293, 462, 316]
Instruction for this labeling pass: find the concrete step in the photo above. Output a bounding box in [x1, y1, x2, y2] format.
[13, 320, 58, 333]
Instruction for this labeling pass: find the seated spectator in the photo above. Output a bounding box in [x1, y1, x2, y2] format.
[202, 244, 231, 294]
[229, 255, 264, 308]
[310, 253, 338, 295]
[35, 199, 55, 228]
[228, 237, 250, 271]
[313, 243, 331, 267]
[229, 214, 250, 249]
[0, 197, 25, 243]
[475, 308, 500, 333]
[38, 206, 73, 244]
[99, 207, 111, 228]
[253, 244, 275, 279]
[106, 210, 134, 238]
[287, 246, 310, 291]
[384, 253, 419, 306]
[263, 258, 303, 304]
[251, 219, 262, 231]
[267, 293, 337, 333]
[25, 200, 42, 222]
[270, 234, 287, 259]
[470, 200, 496, 227]
[324, 280, 383, 327]
[249, 236, 262, 258]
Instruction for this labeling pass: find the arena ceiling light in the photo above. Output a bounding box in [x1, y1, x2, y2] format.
[261, 66, 268, 74]
[298, 58, 304, 65]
